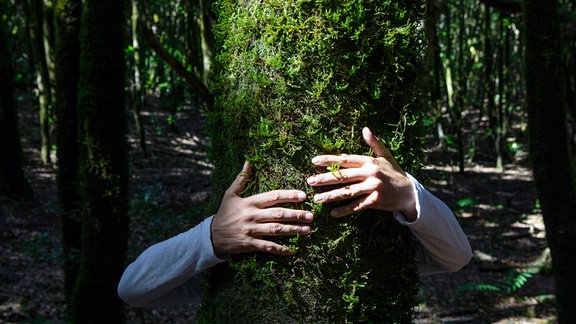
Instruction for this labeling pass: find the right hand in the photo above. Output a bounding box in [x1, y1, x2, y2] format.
[211, 161, 314, 257]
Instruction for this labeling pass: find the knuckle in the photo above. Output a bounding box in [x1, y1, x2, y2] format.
[341, 189, 354, 198]
[240, 211, 255, 223]
[264, 244, 275, 252]
[271, 223, 283, 234]
[242, 227, 254, 236]
[272, 209, 285, 220]
[270, 192, 280, 202]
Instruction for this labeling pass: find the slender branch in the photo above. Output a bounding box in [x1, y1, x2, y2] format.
[140, 23, 213, 108]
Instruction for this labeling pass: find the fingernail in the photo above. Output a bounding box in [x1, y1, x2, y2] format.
[301, 226, 311, 233]
[297, 192, 307, 200]
[314, 194, 324, 202]
[306, 176, 316, 185]
[312, 157, 321, 164]
[305, 212, 313, 221]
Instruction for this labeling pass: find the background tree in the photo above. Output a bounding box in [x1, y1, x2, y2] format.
[53, 0, 82, 315]
[69, 0, 129, 322]
[0, 3, 34, 202]
[523, 0, 576, 322]
[24, 0, 54, 165]
[202, 0, 424, 322]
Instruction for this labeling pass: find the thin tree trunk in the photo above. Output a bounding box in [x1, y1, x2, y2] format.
[187, 0, 204, 82]
[495, 13, 505, 170]
[27, 0, 53, 165]
[130, 0, 147, 156]
[424, 0, 446, 147]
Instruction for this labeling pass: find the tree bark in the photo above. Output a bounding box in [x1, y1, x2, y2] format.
[523, 0, 576, 322]
[70, 0, 129, 322]
[54, 0, 82, 315]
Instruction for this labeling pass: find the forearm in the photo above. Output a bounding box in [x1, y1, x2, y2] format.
[118, 216, 226, 307]
[395, 174, 472, 274]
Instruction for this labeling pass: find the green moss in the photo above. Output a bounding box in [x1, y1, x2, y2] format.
[203, 0, 424, 322]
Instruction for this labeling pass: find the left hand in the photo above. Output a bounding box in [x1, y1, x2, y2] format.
[306, 127, 417, 221]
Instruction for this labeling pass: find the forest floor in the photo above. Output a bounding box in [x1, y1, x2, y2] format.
[0, 101, 557, 323]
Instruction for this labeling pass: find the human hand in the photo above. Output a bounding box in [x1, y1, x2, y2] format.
[306, 127, 417, 221]
[211, 161, 314, 258]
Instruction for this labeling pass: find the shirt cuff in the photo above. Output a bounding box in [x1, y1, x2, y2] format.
[201, 215, 229, 263]
[393, 173, 422, 226]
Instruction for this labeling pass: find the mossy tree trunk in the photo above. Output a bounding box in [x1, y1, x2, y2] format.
[70, 0, 129, 322]
[54, 0, 82, 316]
[0, 4, 34, 202]
[203, 0, 424, 322]
[523, 0, 576, 322]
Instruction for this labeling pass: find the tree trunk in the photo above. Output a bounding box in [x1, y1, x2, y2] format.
[130, 0, 147, 156]
[70, 0, 129, 322]
[54, 0, 82, 316]
[523, 0, 576, 322]
[0, 4, 34, 201]
[202, 0, 424, 322]
[26, 0, 53, 165]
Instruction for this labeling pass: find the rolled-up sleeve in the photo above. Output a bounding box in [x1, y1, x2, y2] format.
[118, 216, 227, 307]
[394, 174, 472, 275]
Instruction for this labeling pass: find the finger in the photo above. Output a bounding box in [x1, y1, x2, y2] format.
[250, 239, 297, 255]
[307, 168, 367, 186]
[311, 154, 368, 168]
[312, 182, 373, 204]
[362, 127, 394, 160]
[255, 208, 314, 224]
[249, 190, 307, 208]
[227, 161, 252, 196]
[252, 223, 312, 236]
[330, 192, 378, 218]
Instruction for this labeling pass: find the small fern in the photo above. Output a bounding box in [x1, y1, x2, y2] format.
[457, 265, 541, 294]
[501, 266, 538, 293]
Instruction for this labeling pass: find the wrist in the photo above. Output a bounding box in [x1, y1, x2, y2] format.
[209, 217, 228, 259]
[400, 204, 417, 222]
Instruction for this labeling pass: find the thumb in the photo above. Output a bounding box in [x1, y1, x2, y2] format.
[362, 127, 395, 161]
[227, 161, 252, 196]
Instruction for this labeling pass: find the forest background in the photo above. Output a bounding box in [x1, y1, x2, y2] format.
[1, 0, 575, 322]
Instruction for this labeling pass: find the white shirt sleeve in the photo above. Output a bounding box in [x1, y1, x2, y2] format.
[394, 173, 472, 275]
[117, 216, 226, 307]
[118, 175, 471, 308]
